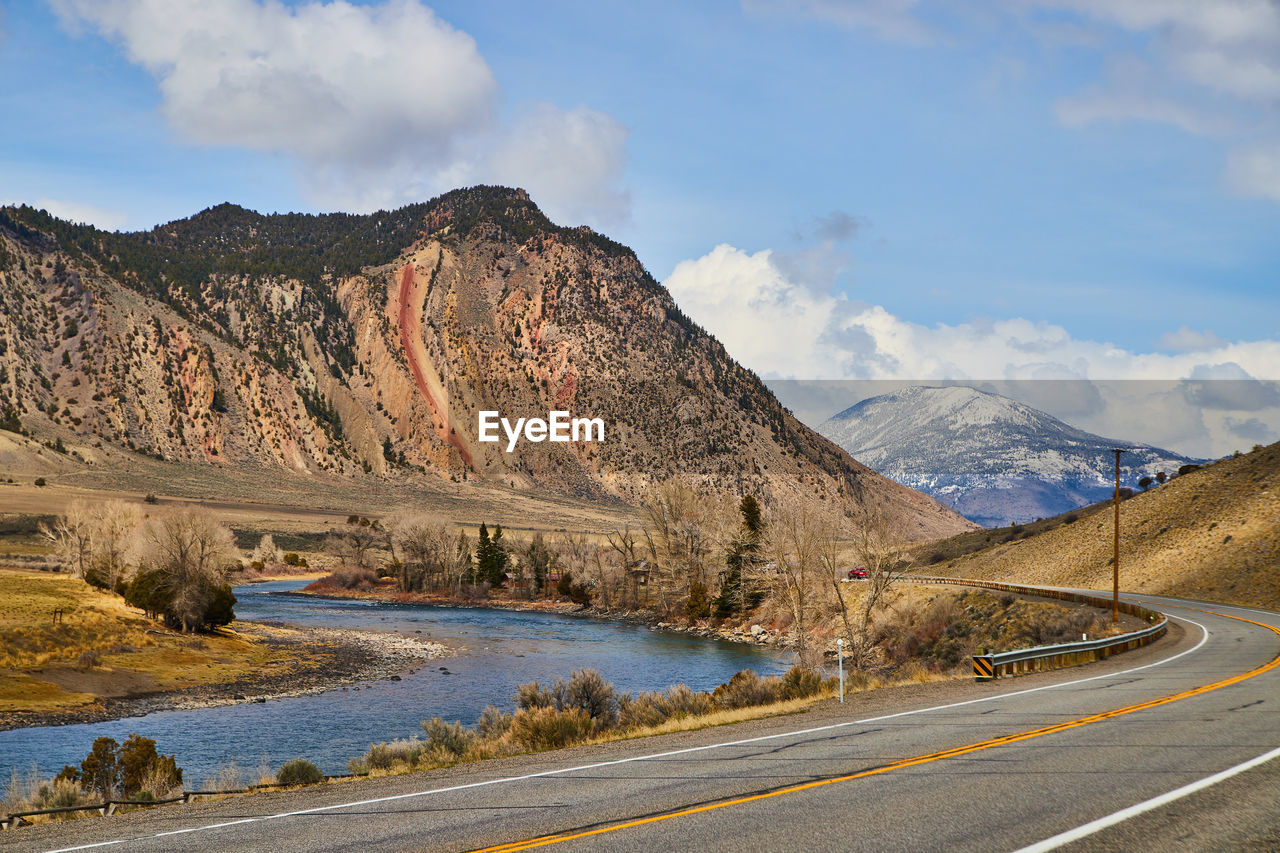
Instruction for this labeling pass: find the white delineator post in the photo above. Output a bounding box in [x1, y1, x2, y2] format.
[837, 639, 844, 703]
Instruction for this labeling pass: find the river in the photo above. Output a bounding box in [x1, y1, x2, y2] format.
[0, 581, 793, 785]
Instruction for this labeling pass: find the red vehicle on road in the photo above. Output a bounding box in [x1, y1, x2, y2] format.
[847, 567, 869, 580]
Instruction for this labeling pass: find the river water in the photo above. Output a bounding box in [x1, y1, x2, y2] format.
[0, 581, 792, 784]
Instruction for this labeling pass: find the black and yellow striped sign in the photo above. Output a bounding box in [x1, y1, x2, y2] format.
[973, 656, 995, 680]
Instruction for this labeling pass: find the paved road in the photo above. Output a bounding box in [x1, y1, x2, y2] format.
[4, 590, 1278, 853]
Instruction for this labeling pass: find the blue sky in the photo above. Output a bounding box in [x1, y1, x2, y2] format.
[3, 0, 1279, 434]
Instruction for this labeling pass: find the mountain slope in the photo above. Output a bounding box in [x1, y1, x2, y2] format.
[819, 385, 1200, 526]
[0, 189, 972, 540]
[925, 441, 1280, 611]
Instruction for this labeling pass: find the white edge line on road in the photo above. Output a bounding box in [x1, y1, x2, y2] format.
[41, 613, 1213, 853]
[1013, 743, 1280, 853]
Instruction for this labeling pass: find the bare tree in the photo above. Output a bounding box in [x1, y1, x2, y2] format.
[326, 520, 379, 570]
[607, 526, 642, 607]
[136, 508, 240, 632]
[848, 502, 912, 670]
[387, 513, 452, 592]
[250, 533, 282, 568]
[39, 499, 140, 591]
[39, 500, 95, 578]
[93, 500, 141, 591]
[817, 506, 857, 654]
[451, 530, 473, 594]
[766, 497, 827, 667]
[639, 480, 726, 616]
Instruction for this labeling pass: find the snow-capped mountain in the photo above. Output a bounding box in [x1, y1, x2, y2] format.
[818, 385, 1203, 527]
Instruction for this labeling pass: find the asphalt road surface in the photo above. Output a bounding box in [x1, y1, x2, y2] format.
[4, 589, 1278, 853]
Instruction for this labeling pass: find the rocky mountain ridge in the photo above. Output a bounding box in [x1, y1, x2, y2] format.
[0, 188, 972, 539]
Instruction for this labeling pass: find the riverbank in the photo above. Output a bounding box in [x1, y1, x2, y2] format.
[289, 580, 792, 649]
[0, 568, 448, 731]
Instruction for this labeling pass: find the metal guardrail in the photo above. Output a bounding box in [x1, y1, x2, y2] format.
[902, 575, 1168, 681]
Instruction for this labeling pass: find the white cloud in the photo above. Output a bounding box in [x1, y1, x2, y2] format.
[1028, 1, 1280, 200]
[17, 198, 130, 231]
[1226, 145, 1280, 201]
[743, 0, 936, 45]
[1055, 91, 1224, 136]
[669, 243, 1280, 455]
[53, 0, 631, 226]
[482, 104, 631, 229]
[1158, 326, 1225, 352]
[665, 243, 1280, 382]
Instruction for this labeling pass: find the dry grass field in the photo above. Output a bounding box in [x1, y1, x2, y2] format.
[0, 569, 336, 716]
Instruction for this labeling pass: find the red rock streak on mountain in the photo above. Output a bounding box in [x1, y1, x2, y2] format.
[397, 262, 473, 468]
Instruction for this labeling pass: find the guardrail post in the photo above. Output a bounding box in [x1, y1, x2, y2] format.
[973, 654, 995, 681]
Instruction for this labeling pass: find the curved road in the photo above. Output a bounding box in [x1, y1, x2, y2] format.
[4, 589, 1278, 853]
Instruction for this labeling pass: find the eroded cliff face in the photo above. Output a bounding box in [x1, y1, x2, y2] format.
[0, 188, 972, 539]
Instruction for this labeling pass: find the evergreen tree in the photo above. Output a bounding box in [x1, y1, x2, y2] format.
[475, 523, 510, 587]
[715, 495, 767, 618]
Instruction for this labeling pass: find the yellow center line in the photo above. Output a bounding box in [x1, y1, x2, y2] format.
[469, 608, 1280, 853]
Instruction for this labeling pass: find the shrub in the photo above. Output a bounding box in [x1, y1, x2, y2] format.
[80, 737, 121, 798]
[618, 684, 715, 729]
[516, 681, 558, 711]
[143, 493, 158, 504]
[713, 670, 781, 709]
[34, 477, 47, 487]
[509, 707, 592, 751]
[685, 580, 711, 618]
[349, 738, 428, 774]
[476, 705, 513, 740]
[42, 778, 89, 812]
[276, 758, 323, 787]
[330, 568, 379, 590]
[421, 717, 473, 757]
[779, 665, 823, 700]
[564, 669, 617, 731]
[119, 734, 182, 799]
[77, 650, 101, 670]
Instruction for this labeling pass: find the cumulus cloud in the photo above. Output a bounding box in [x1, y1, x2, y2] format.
[52, 0, 630, 226]
[664, 242, 1280, 383]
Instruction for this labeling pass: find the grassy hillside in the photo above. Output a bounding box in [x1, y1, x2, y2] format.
[921, 442, 1280, 610]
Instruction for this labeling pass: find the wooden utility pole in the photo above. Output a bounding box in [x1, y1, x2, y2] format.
[1112, 448, 1124, 624]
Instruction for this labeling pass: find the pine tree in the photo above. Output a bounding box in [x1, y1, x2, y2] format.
[716, 495, 766, 618]
[475, 523, 510, 587]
